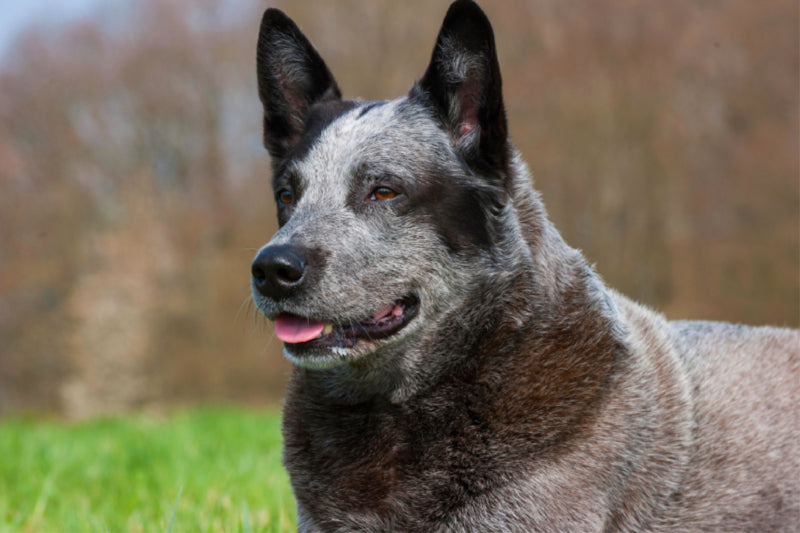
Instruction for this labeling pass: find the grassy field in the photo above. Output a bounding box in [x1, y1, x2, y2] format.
[0, 407, 296, 532]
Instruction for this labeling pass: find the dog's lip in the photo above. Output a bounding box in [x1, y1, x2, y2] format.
[277, 294, 419, 349]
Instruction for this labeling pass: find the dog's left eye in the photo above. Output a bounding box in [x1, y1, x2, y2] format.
[370, 187, 398, 201]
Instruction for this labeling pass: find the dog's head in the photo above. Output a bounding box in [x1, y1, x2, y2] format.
[251, 1, 519, 370]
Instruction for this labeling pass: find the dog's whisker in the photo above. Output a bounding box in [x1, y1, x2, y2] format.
[235, 292, 254, 324]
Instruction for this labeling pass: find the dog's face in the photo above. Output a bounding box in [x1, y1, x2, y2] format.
[251, 1, 511, 370]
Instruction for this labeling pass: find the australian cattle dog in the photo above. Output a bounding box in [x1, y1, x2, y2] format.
[250, 1, 800, 530]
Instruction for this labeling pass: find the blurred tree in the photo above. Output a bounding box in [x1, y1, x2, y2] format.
[0, 0, 796, 416]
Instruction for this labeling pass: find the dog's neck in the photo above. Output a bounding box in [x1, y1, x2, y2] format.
[460, 157, 623, 447]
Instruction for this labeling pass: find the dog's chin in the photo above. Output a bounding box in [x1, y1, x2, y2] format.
[277, 295, 420, 369]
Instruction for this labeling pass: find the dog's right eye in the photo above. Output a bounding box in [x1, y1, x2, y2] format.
[370, 187, 398, 201]
[277, 189, 294, 205]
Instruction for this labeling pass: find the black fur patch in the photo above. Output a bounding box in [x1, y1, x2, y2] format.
[420, 178, 493, 252]
[257, 9, 342, 161]
[290, 100, 360, 164]
[356, 101, 386, 119]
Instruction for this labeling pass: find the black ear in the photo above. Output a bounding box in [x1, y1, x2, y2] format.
[418, 0, 508, 171]
[256, 9, 341, 160]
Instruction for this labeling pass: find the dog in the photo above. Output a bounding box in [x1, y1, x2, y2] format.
[250, 1, 800, 531]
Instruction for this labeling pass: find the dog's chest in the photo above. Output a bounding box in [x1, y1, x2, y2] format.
[282, 393, 514, 528]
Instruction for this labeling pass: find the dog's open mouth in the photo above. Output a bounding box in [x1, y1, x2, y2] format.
[273, 295, 419, 349]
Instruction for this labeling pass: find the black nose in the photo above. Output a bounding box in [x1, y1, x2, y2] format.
[251, 245, 307, 299]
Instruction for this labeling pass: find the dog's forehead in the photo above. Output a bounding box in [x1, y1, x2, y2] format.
[291, 97, 447, 187]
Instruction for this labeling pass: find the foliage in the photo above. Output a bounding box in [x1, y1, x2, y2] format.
[0, 407, 296, 532]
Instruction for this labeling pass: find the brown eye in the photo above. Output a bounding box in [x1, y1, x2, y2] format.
[277, 189, 293, 204]
[371, 187, 397, 201]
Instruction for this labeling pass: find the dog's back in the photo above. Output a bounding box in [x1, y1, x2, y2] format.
[666, 321, 800, 530]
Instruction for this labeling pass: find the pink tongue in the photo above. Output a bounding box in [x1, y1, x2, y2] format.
[274, 314, 326, 344]
[372, 303, 396, 321]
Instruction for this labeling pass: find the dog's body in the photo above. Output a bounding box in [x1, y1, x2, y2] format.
[250, 2, 800, 531]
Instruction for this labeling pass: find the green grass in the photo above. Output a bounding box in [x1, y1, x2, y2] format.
[0, 407, 296, 532]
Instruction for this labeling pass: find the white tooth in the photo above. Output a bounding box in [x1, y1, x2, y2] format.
[322, 324, 333, 335]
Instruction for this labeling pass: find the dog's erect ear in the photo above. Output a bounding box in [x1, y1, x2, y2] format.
[257, 9, 341, 160]
[418, 0, 508, 170]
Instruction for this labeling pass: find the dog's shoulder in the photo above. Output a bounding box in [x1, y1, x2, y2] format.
[665, 320, 800, 529]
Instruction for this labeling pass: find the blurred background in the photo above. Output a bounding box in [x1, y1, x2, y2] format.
[0, 0, 797, 418]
